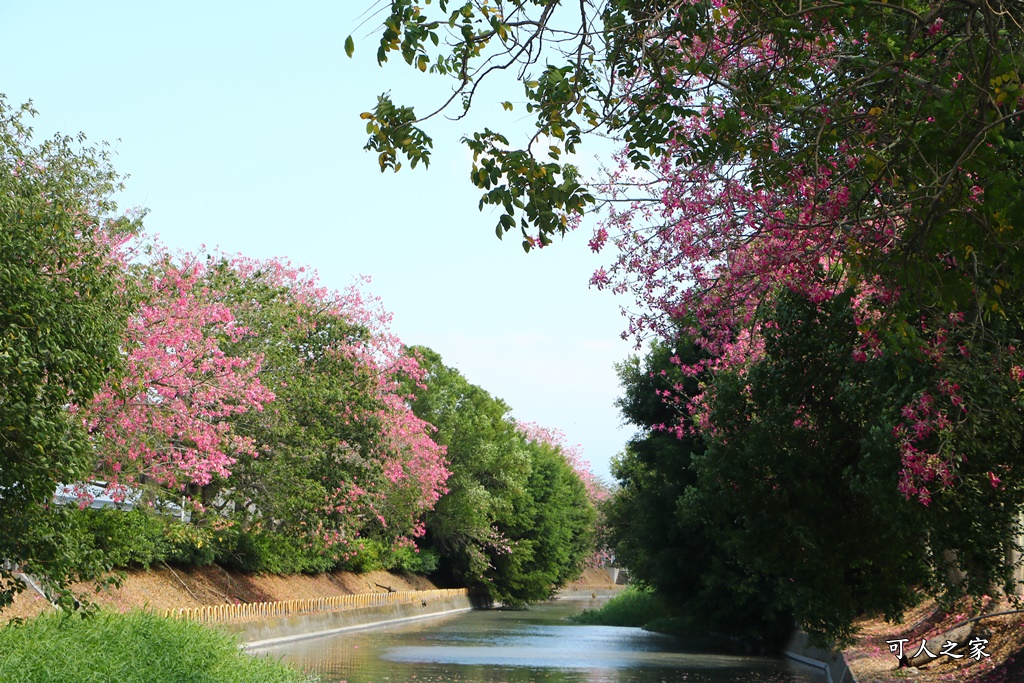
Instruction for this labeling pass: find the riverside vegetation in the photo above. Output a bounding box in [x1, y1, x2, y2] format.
[356, 0, 1024, 655]
[0, 611, 311, 683]
[570, 587, 759, 650]
[1, 94, 604, 683]
[7, 1, 1024, 678]
[1, 95, 600, 618]
[570, 587, 669, 629]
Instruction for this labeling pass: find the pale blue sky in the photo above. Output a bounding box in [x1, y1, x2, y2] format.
[3, 1, 638, 481]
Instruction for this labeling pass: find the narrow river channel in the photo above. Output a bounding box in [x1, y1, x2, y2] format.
[254, 598, 825, 683]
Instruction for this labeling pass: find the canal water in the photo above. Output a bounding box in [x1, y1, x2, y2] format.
[255, 598, 825, 683]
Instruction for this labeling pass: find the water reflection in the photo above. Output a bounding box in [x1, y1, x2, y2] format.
[255, 600, 823, 683]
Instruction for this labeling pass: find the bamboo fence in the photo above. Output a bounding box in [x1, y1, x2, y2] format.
[161, 588, 469, 625]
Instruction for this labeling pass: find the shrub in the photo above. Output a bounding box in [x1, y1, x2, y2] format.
[163, 522, 217, 567]
[338, 538, 386, 573]
[215, 529, 335, 574]
[384, 545, 440, 574]
[73, 508, 221, 569]
[81, 509, 168, 569]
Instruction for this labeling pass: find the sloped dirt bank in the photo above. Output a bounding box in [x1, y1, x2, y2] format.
[3, 566, 439, 620]
[3, 566, 619, 620]
[562, 567, 621, 590]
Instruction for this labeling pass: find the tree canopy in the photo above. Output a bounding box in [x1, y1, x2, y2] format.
[356, 1, 1022, 285]
[404, 347, 598, 605]
[354, 0, 1024, 643]
[404, 346, 530, 588]
[0, 98, 139, 609]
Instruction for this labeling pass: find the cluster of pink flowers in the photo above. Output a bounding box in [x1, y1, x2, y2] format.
[86, 252, 274, 488]
[893, 392, 955, 506]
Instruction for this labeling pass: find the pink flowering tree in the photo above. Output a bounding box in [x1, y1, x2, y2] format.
[77, 248, 448, 572]
[585, 5, 1024, 641]
[567, 3, 1020, 503]
[83, 250, 274, 500]
[195, 258, 448, 569]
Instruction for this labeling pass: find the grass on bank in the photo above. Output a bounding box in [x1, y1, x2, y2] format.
[0, 610, 311, 683]
[569, 586, 669, 628]
[568, 587, 703, 639]
[568, 587, 782, 652]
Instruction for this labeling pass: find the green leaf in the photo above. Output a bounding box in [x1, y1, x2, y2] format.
[344, 35, 355, 58]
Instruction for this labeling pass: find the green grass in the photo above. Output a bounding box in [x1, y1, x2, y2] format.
[569, 586, 669, 627]
[0, 610, 311, 683]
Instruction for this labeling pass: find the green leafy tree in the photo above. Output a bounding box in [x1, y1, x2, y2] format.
[404, 348, 596, 604]
[609, 290, 1024, 645]
[607, 336, 794, 644]
[488, 427, 596, 606]
[706, 292, 1024, 644]
[691, 292, 935, 645]
[404, 346, 531, 588]
[0, 98, 138, 609]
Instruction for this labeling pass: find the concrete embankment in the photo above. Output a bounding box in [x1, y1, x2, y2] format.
[231, 589, 482, 649]
[152, 588, 480, 649]
[230, 574, 622, 648]
[555, 586, 625, 600]
[235, 580, 625, 648]
[783, 631, 856, 683]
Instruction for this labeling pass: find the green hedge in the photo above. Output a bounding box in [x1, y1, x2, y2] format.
[333, 539, 440, 575]
[215, 529, 336, 574]
[80, 509, 168, 568]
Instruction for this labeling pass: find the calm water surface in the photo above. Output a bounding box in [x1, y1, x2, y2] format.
[256, 599, 824, 683]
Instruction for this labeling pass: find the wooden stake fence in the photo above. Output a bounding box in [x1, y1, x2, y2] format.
[161, 588, 469, 625]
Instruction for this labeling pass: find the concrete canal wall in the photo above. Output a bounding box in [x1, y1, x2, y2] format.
[154, 568, 622, 649]
[555, 586, 625, 600]
[161, 588, 479, 649]
[783, 631, 856, 683]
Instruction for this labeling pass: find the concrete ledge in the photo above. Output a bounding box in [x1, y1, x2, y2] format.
[235, 594, 478, 649]
[782, 631, 856, 683]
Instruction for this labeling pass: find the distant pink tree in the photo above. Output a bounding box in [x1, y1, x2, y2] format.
[84, 249, 449, 549]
